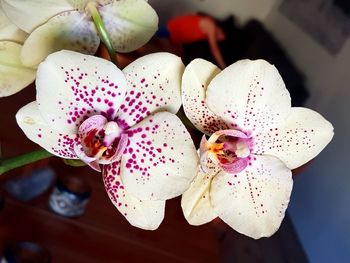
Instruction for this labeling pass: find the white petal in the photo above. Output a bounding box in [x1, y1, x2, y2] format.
[1, 0, 75, 33]
[99, 0, 158, 52]
[182, 59, 229, 135]
[16, 101, 78, 159]
[117, 52, 184, 129]
[120, 112, 198, 201]
[0, 5, 27, 42]
[181, 171, 218, 225]
[210, 155, 293, 239]
[206, 59, 291, 135]
[253, 107, 334, 170]
[21, 11, 99, 67]
[36, 50, 127, 134]
[0, 41, 35, 97]
[103, 161, 165, 230]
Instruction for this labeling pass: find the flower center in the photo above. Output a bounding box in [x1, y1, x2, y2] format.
[74, 115, 128, 171]
[199, 129, 251, 174]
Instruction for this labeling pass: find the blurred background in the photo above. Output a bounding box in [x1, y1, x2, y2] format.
[149, 0, 350, 261]
[0, 0, 349, 262]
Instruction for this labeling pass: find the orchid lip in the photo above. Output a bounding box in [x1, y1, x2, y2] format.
[200, 129, 251, 174]
[74, 114, 128, 170]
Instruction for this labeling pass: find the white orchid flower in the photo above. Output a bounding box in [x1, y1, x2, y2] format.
[1, 0, 158, 67]
[16, 50, 198, 230]
[181, 59, 334, 239]
[0, 5, 35, 97]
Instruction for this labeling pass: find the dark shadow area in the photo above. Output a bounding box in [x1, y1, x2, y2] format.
[218, 214, 309, 263]
[183, 16, 309, 107]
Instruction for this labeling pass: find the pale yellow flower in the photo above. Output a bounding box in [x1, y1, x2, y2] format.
[2, 0, 158, 67]
[0, 5, 35, 97]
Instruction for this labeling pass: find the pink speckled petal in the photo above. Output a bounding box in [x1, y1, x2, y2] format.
[0, 41, 35, 97]
[253, 107, 334, 170]
[1, 0, 75, 33]
[206, 59, 291, 136]
[210, 154, 292, 239]
[182, 58, 229, 135]
[36, 50, 127, 134]
[117, 52, 184, 129]
[120, 111, 198, 201]
[103, 161, 165, 230]
[16, 101, 78, 159]
[99, 0, 158, 53]
[181, 171, 218, 226]
[21, 11, 100, 67]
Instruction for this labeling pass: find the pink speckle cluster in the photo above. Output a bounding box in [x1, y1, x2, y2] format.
[182, 84, 228, 134]
[60, 65, 123, 127]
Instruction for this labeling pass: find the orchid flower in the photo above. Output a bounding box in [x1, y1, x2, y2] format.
[16, 50, 198, 230]
[1, 0, 158, 67]
[0, 5, 35, 97]
[181, 59, 334, 239]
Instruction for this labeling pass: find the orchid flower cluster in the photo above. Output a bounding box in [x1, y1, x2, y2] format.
[0, 0, 157, 96]
[0, 0, 333, 239]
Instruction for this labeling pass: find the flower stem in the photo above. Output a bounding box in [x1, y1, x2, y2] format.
[0, 149, 53, 175]
[87, 2, 119, 66]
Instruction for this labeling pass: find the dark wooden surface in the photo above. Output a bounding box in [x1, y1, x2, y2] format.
[0, 85, 308, 263]
[0, 175, 220, 263]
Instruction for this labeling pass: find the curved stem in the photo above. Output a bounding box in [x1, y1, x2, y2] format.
[87, 2, 119, 66]
[0, 149, 53, 175]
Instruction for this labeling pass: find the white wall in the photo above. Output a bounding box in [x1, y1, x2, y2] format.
[264, 1, 350, 262]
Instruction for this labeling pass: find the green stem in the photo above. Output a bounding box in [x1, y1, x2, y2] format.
[0, 149, 53, 175]
[87, 2, 118, 66]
